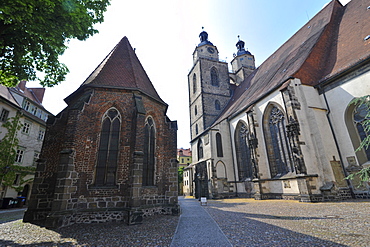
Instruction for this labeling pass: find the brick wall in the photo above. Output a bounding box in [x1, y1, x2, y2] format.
[24, 87, 178, 228]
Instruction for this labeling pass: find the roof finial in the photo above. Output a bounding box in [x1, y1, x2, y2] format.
[238, 35, 240, 41]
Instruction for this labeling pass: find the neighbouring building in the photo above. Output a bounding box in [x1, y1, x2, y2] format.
[24, 37, 179, 228]
[188, 0, 370, 202]
[177, 148, 192, 195]
[0, 81, 50, 205]
[177, 148, 192, 168]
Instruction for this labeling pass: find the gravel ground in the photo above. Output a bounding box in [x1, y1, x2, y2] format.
[1, 199, 370, 246]
[205, 198, 370, 247]
[0, 209, 179, 246]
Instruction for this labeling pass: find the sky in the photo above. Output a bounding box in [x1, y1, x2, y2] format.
[27, 0, 351, 149]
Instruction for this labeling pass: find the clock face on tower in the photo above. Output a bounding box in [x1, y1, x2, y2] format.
[207, 47, 215, 54]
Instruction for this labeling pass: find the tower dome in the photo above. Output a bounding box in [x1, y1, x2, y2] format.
[236, 37, 251, 56]
[198, 28, 213, 46]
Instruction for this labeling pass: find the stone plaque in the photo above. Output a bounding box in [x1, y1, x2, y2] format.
[346, 156, 357, 166]
[330, 160, 347, 187]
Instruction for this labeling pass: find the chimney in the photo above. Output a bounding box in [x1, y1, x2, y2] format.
[30, 88, 46, 104]
[18, 80, 27, 91]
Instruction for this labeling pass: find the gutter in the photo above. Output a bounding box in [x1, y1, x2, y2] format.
[320, 88, 354, 197]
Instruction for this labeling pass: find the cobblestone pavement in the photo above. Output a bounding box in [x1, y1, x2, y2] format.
[0, 198, 369, 246]
[0, 209, 179, 246]
[205, 198, 370, 247]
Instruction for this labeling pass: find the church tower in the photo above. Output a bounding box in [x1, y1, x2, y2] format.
[230, 36, 255, 85]
[188, 30, 231, 140]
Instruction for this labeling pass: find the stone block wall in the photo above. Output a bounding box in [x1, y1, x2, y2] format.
[24, 87, 178, 228]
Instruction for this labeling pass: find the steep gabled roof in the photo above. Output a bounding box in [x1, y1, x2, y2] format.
[65, 36, 165, 105]
[213, 0, 369, 127]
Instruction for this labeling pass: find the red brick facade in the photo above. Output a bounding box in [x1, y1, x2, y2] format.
[24, 37, 178, 228]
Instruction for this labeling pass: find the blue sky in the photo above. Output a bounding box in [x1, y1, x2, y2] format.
[28, 0, 351, 148]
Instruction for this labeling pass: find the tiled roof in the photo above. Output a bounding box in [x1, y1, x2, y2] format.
[0, 84, 18, 107]
[68, 36, 165, 104]
[213, 0, 370, 126]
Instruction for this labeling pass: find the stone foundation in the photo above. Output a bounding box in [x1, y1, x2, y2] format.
[25, 204, 180, 228]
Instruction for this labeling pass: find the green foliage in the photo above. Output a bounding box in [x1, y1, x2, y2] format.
[0, 0, 110, 87]
[0, 114, 35, 192]
[178, 166, 184, 184]
[346, 95, 370, 185]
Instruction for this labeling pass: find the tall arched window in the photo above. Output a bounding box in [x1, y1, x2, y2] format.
[193, 74, 197, 94]
[143, 117, 156, 186]
[263, 104, 293, 178]
[346, 100, 370, 164]
[215, 100, 221, 110]
[198, 139, 203, 160]
[235, 121, 252, 180]
[216, 132, 223, 157]
[211, 67, 219, 86]
[96, 108, 121, 186]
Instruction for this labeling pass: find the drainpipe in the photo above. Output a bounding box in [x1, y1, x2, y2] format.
[228, 118, 238, 197]
[321, 90, 354, 197]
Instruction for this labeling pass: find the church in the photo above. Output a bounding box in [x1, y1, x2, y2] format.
[186, 0, 370, 202]
[24, 37, 179, 227]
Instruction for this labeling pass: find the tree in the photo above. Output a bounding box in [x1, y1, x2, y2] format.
[178, 166, 184, 193]
[346, 95, 370, 185]
[0, 0, 110, 87]
[0, 114, 35, 194]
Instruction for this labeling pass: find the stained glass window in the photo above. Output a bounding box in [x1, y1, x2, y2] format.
[265, 105, 293, 178]
[235, 121, 252, 180]
[95, 108, 121, 186]
[143, 117, 156, 186]
[353, 103, 370, 160]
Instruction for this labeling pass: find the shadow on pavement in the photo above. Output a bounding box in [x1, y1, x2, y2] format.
[204, 203, 348, 247]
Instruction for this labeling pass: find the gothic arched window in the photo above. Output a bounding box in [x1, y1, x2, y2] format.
[215, 100, 221, 110]
[235, 121, 252, 180]
[193, 74, 197, 94]
[345, 100, 370, 164]
[263, 105, 293, 178]
[211, 67, 219, 86]
[96, 108, 121, 186]
[216, 132, 223, 157]
[198, 139, 203, 160]
[143, 117, 156, 186]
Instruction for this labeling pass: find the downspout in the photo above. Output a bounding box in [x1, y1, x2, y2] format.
[228, 118, 238, 197]
[321, 90, 354, 197]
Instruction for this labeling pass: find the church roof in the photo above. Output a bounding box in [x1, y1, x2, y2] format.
[65, 37, 165, 105]
[214, 0, 370, 126]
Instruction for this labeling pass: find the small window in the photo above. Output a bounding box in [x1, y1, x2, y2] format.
[23, 101, 30, 111]
[22, 121, 31, 134]
[195, 124, 199, 135]
[0, 109, 9, 122]
[38, 127, 45, 140]
[33, 151, 40, 166]
[215, 100, 221, 110]
[15, 148, 25, 163]
[13, 174, 20, 185]
[197, 140, 203, 160]
[193, 74, 197, 94]
[211, 67, 219, 86]
[195, 105, 198, 116]
[216, 133, 223, 157]
[31, 105, 38, 115]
